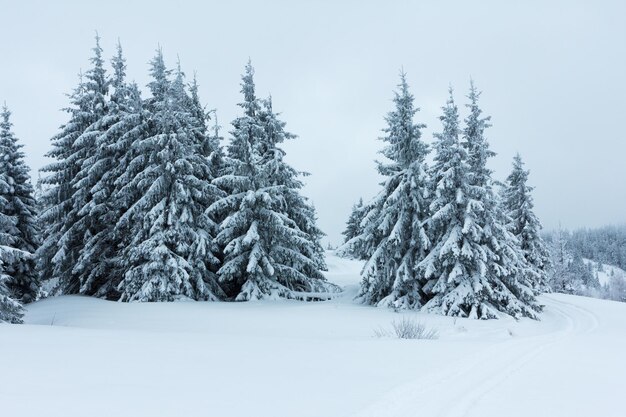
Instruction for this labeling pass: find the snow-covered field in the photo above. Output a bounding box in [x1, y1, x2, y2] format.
[1, 252, 625, 417]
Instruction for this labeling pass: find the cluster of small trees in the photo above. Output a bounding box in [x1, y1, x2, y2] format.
[340, 75, 550, 319]
[0, 36, 333, 323]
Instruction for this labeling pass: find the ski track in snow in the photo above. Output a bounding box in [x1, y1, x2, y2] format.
[352, 295, 602, 417]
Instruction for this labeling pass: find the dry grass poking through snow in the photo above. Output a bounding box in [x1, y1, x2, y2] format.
[374, 316, 439, 340]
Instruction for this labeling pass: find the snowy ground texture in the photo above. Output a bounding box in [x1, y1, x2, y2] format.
[1, 252, 625, 417]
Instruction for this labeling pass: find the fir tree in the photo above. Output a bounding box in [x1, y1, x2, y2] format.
[463, 82, 539, 317]
[67, 35, 110, 293]
[116, 50, 222, 301]
[258, 96, 328, 278]
[0, 170, 25, 323]
[338, 197, 370, 259]
[74, 42, 146, 298]
[503, 154, 551, 292]
[341, 197, 384, 261]
[358, 73, 431, 308]
[38, 36, 109, 294]
[211, 61, 332, 300]
[420, 86, 539, 319]
[0, 253, 24, 323]
[0, 105, 40, 302]
[419, 89, 487, 317]
[342, 198, 364, 244]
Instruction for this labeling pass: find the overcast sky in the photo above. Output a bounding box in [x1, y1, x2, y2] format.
[1, 0, 624, 245]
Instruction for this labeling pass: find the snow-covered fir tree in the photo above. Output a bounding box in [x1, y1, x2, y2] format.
[0, 249, 24, 323]
[259, 95, 328, 274]
[38, 76, 86, 292]
[72, 42, 147, 298]
[418, 89, 489, 317]
[0, 105, 40, 303]
[210, 61, 332, 300]
[38, 36, 109, 294]
[503, 154, 551, 292]
[419, 86, 539, 319]
[358, 73, 431, 308]
[339, 198, 382, 261]
[116, 50, 223, 302]
[66, 35, 110, 296]
[462, 82, 539, 318]
[341, 198, 365, 245]
[338, 197, 370, 259]
[0, 158, 25, 323]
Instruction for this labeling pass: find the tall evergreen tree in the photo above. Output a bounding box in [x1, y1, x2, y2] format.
[73, 42, 147, 298]
[0, 105, 40, 302]
[0, 165, 25, 323]
[258, 95, 328, 277]
[358, 73, 431, 308]
[211, 61, 332, 300]
[116, 50, 222, 301]
[38, 36, 109, 294]
[66, 35, 110, 294]
[462, 83, 539, 317]
[503, 154, 550, 292]
[419, 89, 489, 317]
[419, 86, 539, 319]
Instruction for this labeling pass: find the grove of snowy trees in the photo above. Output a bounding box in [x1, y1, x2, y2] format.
[0, 36, 335, 322]
[340, 76, 549, 319]
[339, 73, 626, 316]
[2, 36, 626, 323]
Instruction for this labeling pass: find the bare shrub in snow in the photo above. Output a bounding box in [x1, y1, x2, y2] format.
[374, 317, 439, 339]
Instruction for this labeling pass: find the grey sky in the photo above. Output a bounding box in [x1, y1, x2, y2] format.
[1, 0, 624, 245]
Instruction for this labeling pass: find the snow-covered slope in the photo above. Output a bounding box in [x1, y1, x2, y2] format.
[1, 252, 625, 417]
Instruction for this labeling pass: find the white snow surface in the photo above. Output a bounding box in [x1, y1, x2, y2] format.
[1, 251, 625, 417]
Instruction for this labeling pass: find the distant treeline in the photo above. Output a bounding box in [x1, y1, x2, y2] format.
[548, 225, 626, 270]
